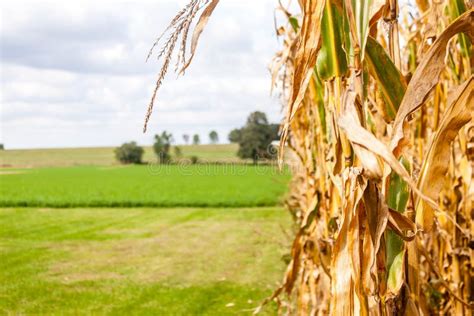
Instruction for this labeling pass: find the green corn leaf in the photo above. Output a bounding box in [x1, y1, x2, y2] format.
[387, 157, 410, 212]
[386, 157, 410, 294]
[289, 16, 300, 32]
[313, 69, 327, 139]
[387, 251, 404, 293]
[316, 0, 348, 80]
[366, 36, 407, 120]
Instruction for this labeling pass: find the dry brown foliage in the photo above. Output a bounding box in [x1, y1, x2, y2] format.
[147, 0, 473, 314]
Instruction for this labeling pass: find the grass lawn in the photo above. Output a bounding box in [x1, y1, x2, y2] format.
[0, 165, 290, 208]
[0, 207, 292, 315]
[0, 144, 239, 168]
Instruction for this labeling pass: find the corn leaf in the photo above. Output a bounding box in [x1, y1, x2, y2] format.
[310, 69, 327, 138]
[366, 36, 407, 120]
[341, 88, 383, 179]
[386, 157, 410, 295]
[344, 0, 375, 60]
[390, 10, 474, 156]
[387, 251, 404, 294]
[339, 96, 440, 211]
[280, 0, 325, 161]
[416, 76, 474, 231]
[362, 183, 388, 295]
[316, 0, 348, 80]
[353, 0, 373, 59]
[287, 0, 325, 121]
[289, 16, 299, 32]
[330, 172, 367, 315]
[387, 157, 410, 213]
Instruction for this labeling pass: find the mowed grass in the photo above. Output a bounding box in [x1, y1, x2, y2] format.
[0, 145, 291, 314]
[0, 207, 292, 315]
[0, 165, 290, 208]
[0, 144, 239, 168]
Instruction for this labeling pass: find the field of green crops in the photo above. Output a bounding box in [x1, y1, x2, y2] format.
[0, 165, 290, 208]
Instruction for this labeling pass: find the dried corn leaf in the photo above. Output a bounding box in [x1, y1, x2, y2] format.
[416, 76, 474, 231]
[341, 88, 383, 179]
[361, 182, 388, 296]
[390, 10, 474, 156]
[280, 0, 325, 159]
[289, 0, 325, 120]
[330, 170, 367, 315]
[338, 97, 439, 210]
[387, 208, 417, 241]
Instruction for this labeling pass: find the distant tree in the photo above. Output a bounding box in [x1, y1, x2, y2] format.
[231, 111, 279, 164]
[192, 134, 200, 145]
[182, 134, 190, 145]
[209, 130, 219, 144]
[115, 142, 144, 164]
[228, 128, 242, 143]
[153, 131, 173, 163]
[0, 144, 4, 150]
[190, 155, 199, 164]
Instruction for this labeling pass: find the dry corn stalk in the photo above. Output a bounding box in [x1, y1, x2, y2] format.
[146, 0, 473, 314]
[271, 0, 473, 314]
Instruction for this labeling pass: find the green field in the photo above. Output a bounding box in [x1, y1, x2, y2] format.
[0, 207, 291, 315]
[0, 144, 239, 168]
[1, 144, 292, 314]
[0, 165, 289, 208]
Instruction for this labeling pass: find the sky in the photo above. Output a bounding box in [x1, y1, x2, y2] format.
[0, 0, 288, 149]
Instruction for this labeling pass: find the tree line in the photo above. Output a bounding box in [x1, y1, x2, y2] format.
[115, 111, 278, 164]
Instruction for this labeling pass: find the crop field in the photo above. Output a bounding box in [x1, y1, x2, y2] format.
[1, 144, 292, 314]
[0, 165, 290, 208]
[0, 207, 291, 315]
[0, 144, 240, 168]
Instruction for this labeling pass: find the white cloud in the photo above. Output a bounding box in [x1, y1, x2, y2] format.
[0, 0, 286, 148]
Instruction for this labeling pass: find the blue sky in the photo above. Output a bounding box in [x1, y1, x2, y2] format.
[0, 0, 287, 148]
